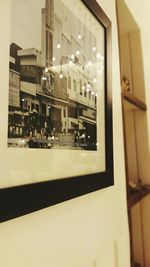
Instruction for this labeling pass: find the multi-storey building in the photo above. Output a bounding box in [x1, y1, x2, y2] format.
[41, 0, 97, 148]
[8, 43, 22, 137]
[8, 0, 98, 149]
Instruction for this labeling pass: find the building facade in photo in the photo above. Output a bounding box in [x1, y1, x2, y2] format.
[7, 0, 102, 150]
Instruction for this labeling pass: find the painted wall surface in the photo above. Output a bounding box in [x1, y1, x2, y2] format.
[0, 1, 130, 267]
[123, 1, 150, 266]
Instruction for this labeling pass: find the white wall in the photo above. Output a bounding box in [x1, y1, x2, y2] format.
[0, 0, 130, 267]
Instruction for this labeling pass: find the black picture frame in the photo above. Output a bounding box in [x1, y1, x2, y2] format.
[0, 0, 113, 223]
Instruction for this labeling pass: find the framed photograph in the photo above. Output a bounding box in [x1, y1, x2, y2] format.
[0, 0, 113, 222]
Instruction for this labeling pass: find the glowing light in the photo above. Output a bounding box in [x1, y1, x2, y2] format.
[42, 77, 47, 80]
[86, 88, 90, 92]
[93, 78, 97, 83]
[52, 56, 56, 62]
[57, 43, 61, 49]
[59, 72, 63, 79]
[92, 91, 95, 95]
[87, 83, 91, 88]
[21, 98, 25, 102]
[77, 34, 82, 40]
[92, 46, 96, 51]
[82, 85, 85, 90]
[71, 54, 75, 60]
[88, 61, 92, 66]
[45, 67, 48, 72]
[76, 50, 80, 56]
[96, 53, 101, 59]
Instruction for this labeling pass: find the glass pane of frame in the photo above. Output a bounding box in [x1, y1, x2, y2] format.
[0, 0, 113, 222]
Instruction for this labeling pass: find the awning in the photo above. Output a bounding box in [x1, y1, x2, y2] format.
[37, 92, 68, 104]
[14, 111, 29, 116]
[9, 111, 15, 115]
[79, 116, 96, 125]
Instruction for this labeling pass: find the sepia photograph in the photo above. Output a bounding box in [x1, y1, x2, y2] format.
[8, 0, 105, 151]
